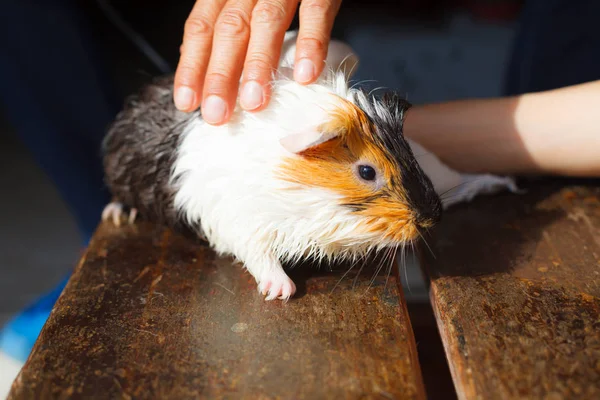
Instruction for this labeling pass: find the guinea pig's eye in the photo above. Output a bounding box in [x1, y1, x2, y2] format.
[358, 165, 377, 181]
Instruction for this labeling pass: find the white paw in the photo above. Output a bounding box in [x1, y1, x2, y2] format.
[102, 202, 138, 226]
[258, 272, 296, 301]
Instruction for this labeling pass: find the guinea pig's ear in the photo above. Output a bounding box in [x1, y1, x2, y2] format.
[279, 129, 339, 154]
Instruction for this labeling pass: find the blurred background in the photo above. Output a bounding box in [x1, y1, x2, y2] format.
[0, 0, 524, 325]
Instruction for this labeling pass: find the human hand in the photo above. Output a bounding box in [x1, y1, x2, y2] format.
[173, 0, 342, 125]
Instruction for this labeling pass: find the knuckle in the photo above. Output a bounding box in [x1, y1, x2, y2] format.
[177, 62, 202, 76]
[179, 41, 193, 56]
[203, 70, 236, 97]
[184, 15, 213, 38]
[216, 9, 250, 36]
[177, 43, 205, 70]
[301, 0, 333, 15]
[297, 36, 326, 53]
[245, 54, 275, 75]
[252, 2, 287, 25]
[175, 65, 202, 87]
[204, 71, 231, 88]
[174, 65, 202, 88]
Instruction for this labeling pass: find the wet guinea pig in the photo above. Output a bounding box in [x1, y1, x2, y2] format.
[101, 34, 442, 301]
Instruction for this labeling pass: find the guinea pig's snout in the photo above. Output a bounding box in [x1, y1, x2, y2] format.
[414, 202, 443, 229]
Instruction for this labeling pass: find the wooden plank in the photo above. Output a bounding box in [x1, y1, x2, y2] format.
[8, 221, 426, 400]
[424, 181, 600, 400]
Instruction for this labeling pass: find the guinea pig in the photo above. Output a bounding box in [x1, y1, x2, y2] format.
[101, 34, 442, 301]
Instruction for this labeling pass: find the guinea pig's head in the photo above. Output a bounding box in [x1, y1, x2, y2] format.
[278, 89, 442, 251]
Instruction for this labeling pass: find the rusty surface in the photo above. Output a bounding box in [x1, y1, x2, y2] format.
[424, 181, 600, 400]
[9, 221, 425, 400]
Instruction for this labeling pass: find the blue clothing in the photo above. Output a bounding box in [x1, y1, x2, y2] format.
[504, 0, 600, 95]
[0, 0, 118, 242]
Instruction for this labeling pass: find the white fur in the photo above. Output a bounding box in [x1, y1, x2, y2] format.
[172, 69, 386, 300]
[171, 31, 518, 300]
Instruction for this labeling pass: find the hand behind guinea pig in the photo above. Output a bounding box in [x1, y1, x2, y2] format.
[173, 0, 342, 125]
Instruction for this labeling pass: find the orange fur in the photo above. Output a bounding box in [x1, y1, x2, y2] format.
[279, 100, 421, 243]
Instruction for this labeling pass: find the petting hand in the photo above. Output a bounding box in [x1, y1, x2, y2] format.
[173, 0, 342, 125]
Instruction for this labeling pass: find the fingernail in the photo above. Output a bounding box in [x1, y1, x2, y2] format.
[240, 81, 264, 110]
[294, 58, 316, 84]
[174, 86, 196, 111]
[202, 95, 228, 124]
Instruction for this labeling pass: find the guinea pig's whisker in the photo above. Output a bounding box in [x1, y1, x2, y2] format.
[439, 176, 490, 199]
[367, 249, 387, 290]
[440, 194, 471, 204]
[410, 241, 421, 290]
[439, 184, 469, 198]
[401, 242, 411, 293]
[417, 229, 436, 260]
[368, 86, 389, 96]
[353, 256, 369, 290]
[350, 79, 378, 91]
[334, 53, 352, 76]
[343, 63, 359, 84]
[440, 192, 467, 200]
[383, 245, 399, 294]
[383, 245, 398, 293]
[330, 256, 362, 294]
[366, 246, 395, 294]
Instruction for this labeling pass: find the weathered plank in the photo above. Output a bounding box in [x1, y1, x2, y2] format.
[9, 221, 426, 400]
[424, 181, 600, 400]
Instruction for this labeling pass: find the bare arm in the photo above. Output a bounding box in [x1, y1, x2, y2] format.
[404, 80, 600, 177]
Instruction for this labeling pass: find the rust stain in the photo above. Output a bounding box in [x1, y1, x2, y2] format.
[583, 196, 599, 204]
[562, 190, 577, 201]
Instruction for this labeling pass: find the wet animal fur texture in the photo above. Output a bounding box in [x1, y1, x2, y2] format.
[102, 70, 442, 301]
[102, 76, 198, 234]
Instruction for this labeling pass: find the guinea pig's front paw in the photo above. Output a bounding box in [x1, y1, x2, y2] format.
[258, 272, 297, 302]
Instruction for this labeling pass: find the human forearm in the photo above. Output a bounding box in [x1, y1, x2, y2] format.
[404, 81, 600, 177]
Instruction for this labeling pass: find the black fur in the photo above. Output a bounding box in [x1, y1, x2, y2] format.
[102, 75, 197, 232]
[355, 90, 442, 226]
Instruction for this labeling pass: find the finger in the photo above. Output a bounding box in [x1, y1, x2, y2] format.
[294, 0, 342, 84]
[239, 0, 298, 111]
[174, 0, 227, 112]
[202, 0, 257, 125]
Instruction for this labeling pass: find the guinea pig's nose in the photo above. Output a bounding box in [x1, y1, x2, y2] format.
[415, 204, 442, 228]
